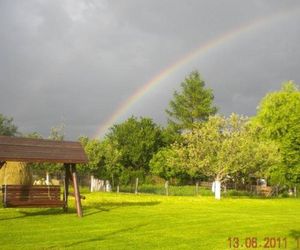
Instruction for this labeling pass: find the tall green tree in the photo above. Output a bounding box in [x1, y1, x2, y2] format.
[253, 81, 300, 186]
[166, 71, 217, 131]
[106, 116, 164, 178]
[0, 113, 18, 136]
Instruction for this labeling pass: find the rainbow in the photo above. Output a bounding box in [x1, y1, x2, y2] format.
[94, 7, 299, 138]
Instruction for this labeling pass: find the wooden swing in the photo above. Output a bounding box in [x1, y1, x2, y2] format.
[0, 136, 88, 217]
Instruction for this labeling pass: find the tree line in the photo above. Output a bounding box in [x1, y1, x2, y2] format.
[1, 71, 299, 197]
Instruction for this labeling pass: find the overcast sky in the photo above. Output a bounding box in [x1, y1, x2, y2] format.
[1, 0, 299, 139]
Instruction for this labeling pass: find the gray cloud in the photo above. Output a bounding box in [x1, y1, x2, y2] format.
[0, 0, 299, 139]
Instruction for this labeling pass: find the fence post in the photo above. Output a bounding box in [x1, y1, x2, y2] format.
[165, 181, 169, 196]
[135, 178, 139, 194]
[90, 175, 94, 192]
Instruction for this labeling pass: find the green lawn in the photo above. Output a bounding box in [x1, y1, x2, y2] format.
[0, 192, 300, 249]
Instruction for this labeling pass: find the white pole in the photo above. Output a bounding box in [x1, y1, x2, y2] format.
[46, 171, 50, 185]
[215, 180, 221, 200]
[90, 175, 94, 192]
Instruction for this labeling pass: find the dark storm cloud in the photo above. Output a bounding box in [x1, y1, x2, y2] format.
[0, 0, 299, 138]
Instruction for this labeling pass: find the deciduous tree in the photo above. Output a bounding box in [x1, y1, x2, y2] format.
[174, 114, 279, 199]
[253, 81, 300, 186]
[106, 116, 164, 175]
[0, 113, 18, 136]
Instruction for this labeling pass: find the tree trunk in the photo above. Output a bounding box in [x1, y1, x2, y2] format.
[214, 177, 221, 200]
[195, 181, 199, 196]
[111, 174, 114, 189]
[0, 161, 32, 185]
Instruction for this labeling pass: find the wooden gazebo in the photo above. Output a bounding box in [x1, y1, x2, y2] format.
[0, 136, 88, 217]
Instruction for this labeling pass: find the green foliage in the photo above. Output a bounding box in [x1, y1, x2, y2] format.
[0, 113, 18, 136]
[25, 132, 43, 139]
[173, 114, 280, 182]
[149, 147, 182, 180]
[106, 116, 164, 173]
[166, 71, 217, 131]
[78, 137, 127, 186]
[78, 138, 103, 176]
[99, 139, 125, 185]
[160, 124, 183, 145]
[253, 81, 300, 185]
[49, 123, 65, 141]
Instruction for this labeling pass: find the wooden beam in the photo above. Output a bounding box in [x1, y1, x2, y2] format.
[71, 164, 83, 217]
[63, 163, 71, 212]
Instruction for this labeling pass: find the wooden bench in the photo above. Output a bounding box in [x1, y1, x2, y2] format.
[2, 185, 65, 208]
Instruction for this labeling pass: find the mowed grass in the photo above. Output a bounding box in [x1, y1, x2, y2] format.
[0, 192, 300, 250]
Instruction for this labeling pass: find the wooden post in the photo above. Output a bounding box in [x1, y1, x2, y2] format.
[3, 184, 7, 207]
[195, 181, 199, 196]
[63, 163, 70, 212]
[71, 164, 83, 217]
[135, 177, 139, 194]
[165, 180, 169, 196]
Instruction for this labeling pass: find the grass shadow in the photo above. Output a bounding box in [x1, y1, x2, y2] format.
[84, 201, 160, 211]
[92, 201, 160, 207]
[0, 207, 75, 221]
[289, 229, 300, 239]
[82, 207, 110, 217]
[51, 223, 149, 249]
[82, 201, 160, 217]
[0, 201, 160, 220]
